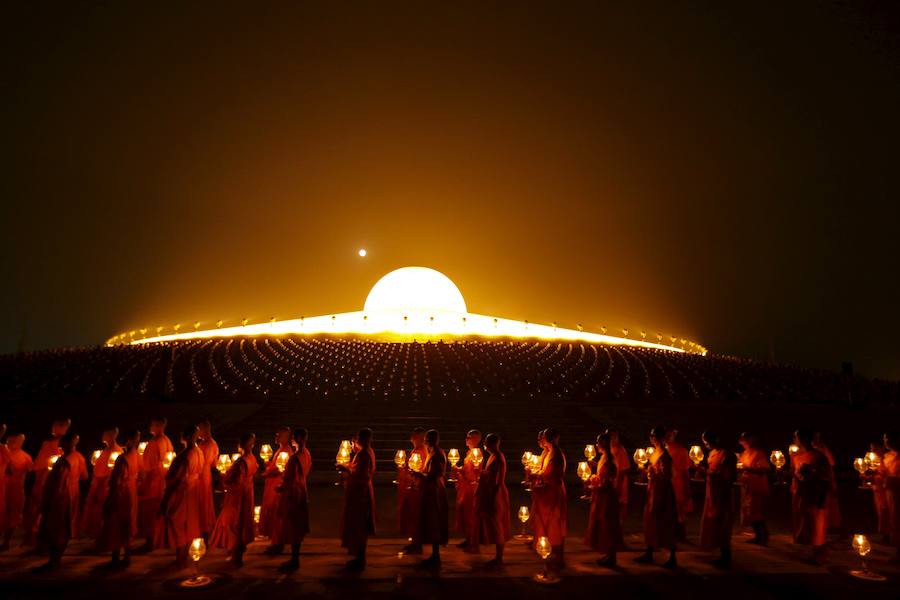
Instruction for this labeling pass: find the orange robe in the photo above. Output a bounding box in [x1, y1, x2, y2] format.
[210, 454, 259, 549]
[272, 450, 310, 546]
[0, 444, 8, 532]
[815, 444, 841, 529]
[138, 434, 173, 537]
[611, 443, 630, 524]
[24, 437, 61, 541]
[37, 454, 80, 549]
[340, 446, 376, 555]
[455, 449, 481, 541]
[98, 450, 141, 549]
[5, 448, 33, 531]
[882, 450, 900, 548]
[791, 448, 832, 546]
[81, 443, 123, 538]
[700, 449, 736, 549]
[475, 451, 510, 545]
[398, 446, 426, 542]
[584, 456, 624, 553]
[667, 442, 693, 523]
[738, 448, 770, 525]
[531, 447, 567, 546]
[644, 449, 677, 549]
[154, 445, 204, 548]
[872, 453, 889, 535]
[259, 444, 291, 538]
[197, 437, 219, 535]
[419, 448, 449, 546]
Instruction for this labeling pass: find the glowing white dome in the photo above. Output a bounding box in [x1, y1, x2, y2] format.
[364, 267, 467, 314]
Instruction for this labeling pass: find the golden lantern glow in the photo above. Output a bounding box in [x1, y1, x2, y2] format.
[854, 457, 867, 474]
[48, 454, 60, 471]
[770, 450, 786, 470]
[735, 452, 743, 470]
[216, 454, 232, 474]
[528, 454, 541, 471]
[789, 444, 800, 456]
[408, 452, 423, 472]
[583, 444, 596, 461]
[447, 448, 460, 467]
[518, 505, 530, 523]
[107, 451, 121, 469]
[118, 267, 706, 355]
[633, 448, 649, 469]
[189, 537, 206, 562]
[138, 441, 148, 456]
[535, 536, 552, 560]
[689, 445, 704, 466]
[163, 451, 176, 469]
[259, 444, 273, 462]
[275, 451, 289, 472]
[231, 452, 241, 463]
[852, 534, 871, 557]
[576, 461, 591, 481]
[470, 447, 483, 468]
[394, 449, 407, 467]
[646, 446, 655, 458]
[864, 451, 882, 470]
[522, 450, 533, 466]
[91, 450, 102, 466]
[253, 506, 261, 524]
[336, 440, 352, 466]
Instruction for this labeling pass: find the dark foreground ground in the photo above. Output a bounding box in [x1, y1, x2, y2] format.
[2, 483, 898, 600]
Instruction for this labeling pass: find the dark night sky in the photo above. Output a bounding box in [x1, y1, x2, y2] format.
[2, 3, 899, 379]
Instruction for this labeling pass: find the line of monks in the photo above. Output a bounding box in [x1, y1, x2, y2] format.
[1, 419, 899, 573]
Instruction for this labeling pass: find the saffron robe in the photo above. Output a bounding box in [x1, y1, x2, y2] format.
[154, 445, 205, 548]
[871, 453, 889, 535]
[81, 443, 123, 538]
[419, 448, 449, 546]
[738, 447, 770, 525]
[455, 448, 481, 541]
[531, 446, 567, 546]
[5, 447, 33, 531]
[791, 448, 832, 546]
[210, 454, 259, 549]
[0, 444, 8, 532]
[197, 436, 219, 535]
[272, 450, 311, 546]
[98, 450, 141, 549]
[340, 446, 376, 555]
[37, 451, 85, 548]
[475, 451, 510, 545]
[137, 434, 174, 537]
[398, 446, 426, 543]
[643, 449, 678, 549]
[611, 442, 630, 524]
[24, 436, 61, 541]
[700, 449, 736, 549]
[259, 444, 291, 538]
[882, 450, 900, 547]
[584, 456, 624, 553]
[667, 442, 693, 523]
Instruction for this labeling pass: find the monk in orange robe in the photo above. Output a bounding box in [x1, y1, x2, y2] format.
[791, 429, 832, 564]
[155, 425, 205, 568]
[3, 432, 32, 550]
[666, 429, 693, 542]
[81, 427, 123, 540]
[274, 429, 312, 571]
[636, 426, 678, 568]
[699, 431, 737, 567]
[531, 427, 567, 569]
[23, 418, 70, 546]
[36, 432, 83, 570]
[868, 441, 890, 541]
[411, 429, 449, 567]
[137, 417, 174, 551]
[260, 426, 292, 554]
[98, 429, 142, 567]
[812, 431, 842, 535]
[196, 420, 219, 539]
[609, 430, 631, 527]
[337, 428, 376, 570]
[474, 433, 510, 565]
[211, 433, 258, 567]
[398, 427, 426, 554]
[453, 429, 482, 551]
[738, 432, 770, 545]
[881, 431, 900, 560]
[584, 432, 624, 567]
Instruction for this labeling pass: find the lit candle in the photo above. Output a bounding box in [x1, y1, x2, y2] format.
[854, 457, 867, 474]
[518, 505, 530, 523]
[336, 442, 351, 466]
[864, 451, 881, 470]
[91, 450, 102, 466]
[216, 454, 231, 474]
[275, 451, 289, 472]
[689, 445, 704, 466]
[470, 447, 483, 468]
[852, 533, 871, 557]
[48, 454, 60, 471]
[408, 452, 423, 472]
[107, 451, 121, 469]
[789, 444, 800, 456]
[394, 449, 407, 467]
[253, 506, 261, 524]
[189, 537, 206, 563]
[536, 536, 552, 560]
[577, 461, 591, 481]
[583, 444, 596, 461]
[633, 448, 648, 469]
[528, 454, 540, 471]
[163, 451, 176, 469]
[447, 448, 460, 468]
[259, 444, 274, 462]
[769, 450, 785, 470]
[521, 451, 533, 466]
[138, 441, 148, 456]
[231, 453, 241, 463]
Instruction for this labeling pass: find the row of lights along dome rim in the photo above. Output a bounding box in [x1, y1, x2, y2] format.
[107, 267, 707, 355]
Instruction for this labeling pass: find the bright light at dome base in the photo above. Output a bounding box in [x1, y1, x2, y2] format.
[114, 266, 706, 355]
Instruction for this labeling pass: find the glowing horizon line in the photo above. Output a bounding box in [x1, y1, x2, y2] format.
[114, 309, 706, 355]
